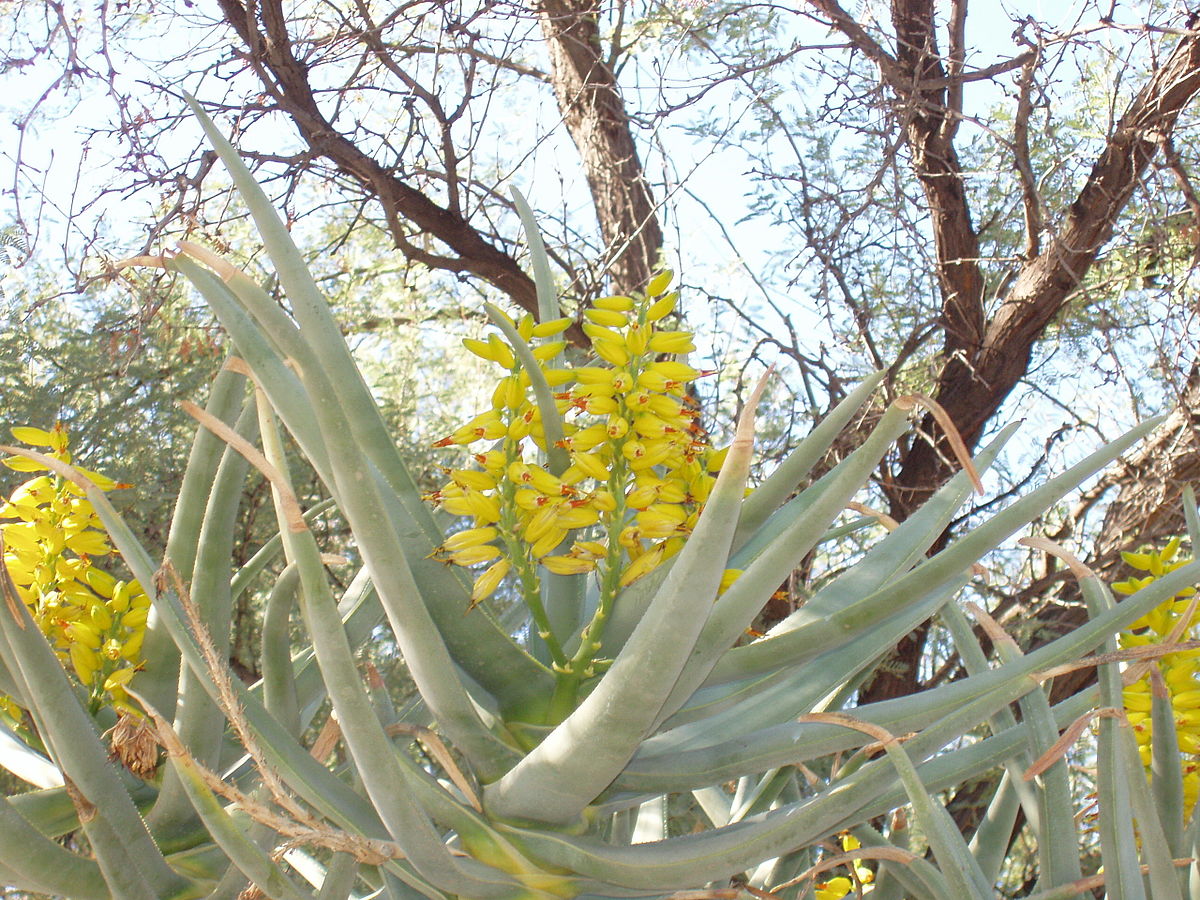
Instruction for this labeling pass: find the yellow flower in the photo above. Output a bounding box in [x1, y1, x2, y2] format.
[1, 425, 145, 720]
[1118, 539, 1200, 817]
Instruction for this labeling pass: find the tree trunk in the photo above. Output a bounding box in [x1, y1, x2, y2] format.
[537, 0, 664, 293]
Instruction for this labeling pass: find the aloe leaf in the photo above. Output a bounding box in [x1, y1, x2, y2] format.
[0, 793, 108, 899]
[284, 527, 523, 897]
[484, 301, 569, 473]
[966, 768, 1023, 887]
[0, 720, 61, 788]
[989, 633, 1081, 890]
[713, 414, 1164, 682]
[872, 729, 991, 899]
[1150, 672, 1187, 861]
[0, 569, 194, 899]
[1184, 485, 1200, 550]
[259, 393, 522, 778]
[734, 370, 885, 546]
[262, 564, 304, 738]
[852, 822, 952, 900]
[485, 376, 768, 826]
[91, 488, 395, 834]
[510, 187, 558, 327]
[140, 360, 247, 717]
[655, 402, 913, 720]
[177, 249, 551, 719]
[1121, 720, 1184, 900]
[173, 259, 333, 483]
[149, 399, 257, 842]
[168, 752, 315, 900]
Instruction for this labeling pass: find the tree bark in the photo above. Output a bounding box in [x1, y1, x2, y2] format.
[214, 0, 551, 320]
[537, 0, 664, 292]
[807, 0, 1200, 702]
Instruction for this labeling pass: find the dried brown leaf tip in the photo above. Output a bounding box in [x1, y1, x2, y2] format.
[108, 710, 160, 778]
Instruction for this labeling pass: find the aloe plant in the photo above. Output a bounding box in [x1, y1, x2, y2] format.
[1, 100, 1199, 899]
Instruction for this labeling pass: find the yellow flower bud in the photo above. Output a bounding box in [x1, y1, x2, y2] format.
[70, 643, 98, 683]
[532, 341, 567, 362]
[619, 544, 666, 586]
[532, 317, 573, 337]
[593, 295, 635, 312]
[570, 451, 612, 482]
[443, 527, 499, 552]
[471, 559, 511, 605]
[646, 291, 678, 321]
[541, 555, 597, 575]
[584, 308, 629, 328]
[646, 270, 674, 297]
[448, 544, 504, 567]
[648, 330, 696, 354]
[66, 621, 102, 649]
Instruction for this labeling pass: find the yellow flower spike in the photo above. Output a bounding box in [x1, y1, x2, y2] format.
[646, 270, 674, 296]
[593, 295, 635, 312]
[10, 425, 70, 450]
[471, 559, 511, 606]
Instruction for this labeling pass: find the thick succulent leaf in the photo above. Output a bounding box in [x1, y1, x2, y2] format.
[285, 528, 527, 897]
[0, 560, 195, 900]
[510, 187, 559, 327]
[149, 399, 256, 838]
[0, 720, 61, 788]
[175, 224, 551, 721]
[712, 414, 1165, 681]
[140, 360, 247, 716]
[656, 402, 914, 721]
[168, 753, 316, 900]
[733, 370, 885, 546]
[0, 793, 108, 899]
